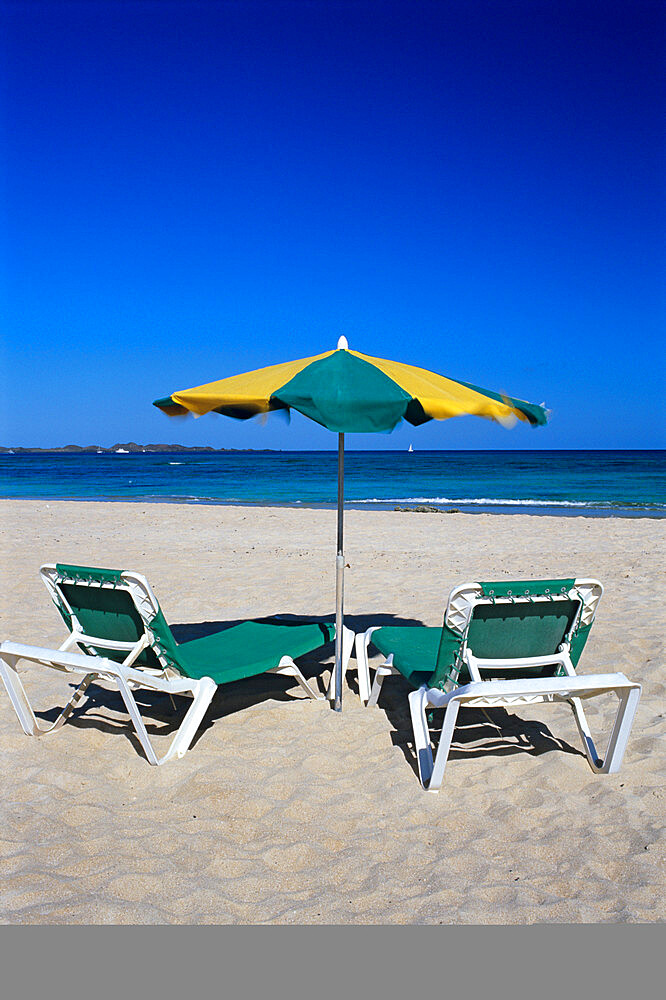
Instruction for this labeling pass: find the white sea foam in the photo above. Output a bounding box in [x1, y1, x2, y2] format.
[353, 496, 598, 508]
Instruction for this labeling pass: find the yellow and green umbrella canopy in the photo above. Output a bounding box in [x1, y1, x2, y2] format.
[154, 345, 547, 431]
[154, 340, 548, 711]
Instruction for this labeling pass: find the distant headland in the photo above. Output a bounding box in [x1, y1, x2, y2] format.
[0, 443, 274, 454]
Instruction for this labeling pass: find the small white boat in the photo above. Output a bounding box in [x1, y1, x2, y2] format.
[115, 448, 129, 454]
[408, 443, 413, 453]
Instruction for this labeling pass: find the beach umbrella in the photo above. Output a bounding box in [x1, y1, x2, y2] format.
[154, 338, 548, 710]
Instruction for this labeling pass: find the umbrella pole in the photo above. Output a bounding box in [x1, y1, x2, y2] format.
[333, 431, 345, 711]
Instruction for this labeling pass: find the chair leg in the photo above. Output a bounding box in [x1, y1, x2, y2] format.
[408, 687, 434, 788]
[342, 625, 355, 681]
[569, 685, 641, 774]
[569, 696, 602, 770]
[602, 686, 641, 773]
[49, 675, 96, 731]
[0, 649, 39, 735]
[271, 658, 324, 700]
[367, 670, 384, 708]
[355, 632, 371, 704]
[353, 627, 384, 705]
[326, 625, 357, 701]
[163, 677, 218, 762]
[367, 661, 395, 707]
[428, 697, 461, 791]
[409, 687, 461, 792]
[115, 673, 217, 765]
[0, 648, 96, 736]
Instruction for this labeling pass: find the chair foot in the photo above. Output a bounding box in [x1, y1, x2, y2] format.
[271, 658, 324, 700]
[569, 685, 641, 774]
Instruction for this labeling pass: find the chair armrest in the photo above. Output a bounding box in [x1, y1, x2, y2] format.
[465, 650, 572, 682]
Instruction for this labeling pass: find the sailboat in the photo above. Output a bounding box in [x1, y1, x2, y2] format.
[408, 443, 413, 453]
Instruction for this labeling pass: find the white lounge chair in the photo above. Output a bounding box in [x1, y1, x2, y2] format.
[0, 563, 354, 765]
[356, 578, 641, 791]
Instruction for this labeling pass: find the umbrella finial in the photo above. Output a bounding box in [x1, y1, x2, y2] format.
[337, 336, 349, 350]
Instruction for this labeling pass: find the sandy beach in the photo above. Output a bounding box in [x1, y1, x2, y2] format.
[0, 499, 664, 924]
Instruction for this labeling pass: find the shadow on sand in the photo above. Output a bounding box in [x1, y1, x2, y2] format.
[370, 670, 585, 783]
[33, 612, 421, 760]
[33, 611, 584, 771]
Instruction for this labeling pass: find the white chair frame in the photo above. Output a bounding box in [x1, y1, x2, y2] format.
[326, 626, 356, 702]
[355, 580, 641, 791]
[0, 565, 354, 765]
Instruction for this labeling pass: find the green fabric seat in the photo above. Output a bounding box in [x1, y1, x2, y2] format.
[370, 626, 451, 690]
[177, 620, 335, 684]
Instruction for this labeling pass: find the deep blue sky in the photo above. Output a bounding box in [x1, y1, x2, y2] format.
[2, 0, 664, 449]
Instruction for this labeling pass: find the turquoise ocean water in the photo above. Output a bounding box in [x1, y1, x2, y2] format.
[1, 450, 664, 517]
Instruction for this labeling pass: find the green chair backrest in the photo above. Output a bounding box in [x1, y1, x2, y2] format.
[466, 599, 580, 662]
[50, 564, 182, 672]
[430, 578, 595, 690]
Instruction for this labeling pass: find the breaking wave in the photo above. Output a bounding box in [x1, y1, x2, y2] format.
[351, 496, 666, 509]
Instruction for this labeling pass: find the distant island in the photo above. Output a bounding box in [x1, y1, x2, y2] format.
[0, 443, 275, 454]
